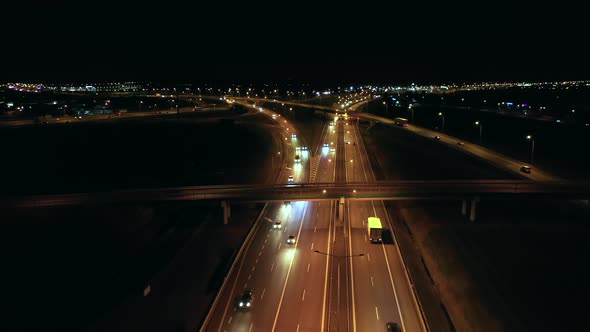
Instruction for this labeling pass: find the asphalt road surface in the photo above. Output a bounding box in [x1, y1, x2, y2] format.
[203, 115, 425, 332]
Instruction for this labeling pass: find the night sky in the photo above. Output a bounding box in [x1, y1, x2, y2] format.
[2, 1, 587, 85]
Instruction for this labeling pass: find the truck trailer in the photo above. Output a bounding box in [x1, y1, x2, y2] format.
[367, 217, 383, 243]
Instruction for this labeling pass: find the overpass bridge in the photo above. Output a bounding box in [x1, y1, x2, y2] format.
[3, 180, 589, 208]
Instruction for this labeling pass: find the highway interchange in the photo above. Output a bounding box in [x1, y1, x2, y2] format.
[2, 93, 582, 332]
[203, 107, 425, 332]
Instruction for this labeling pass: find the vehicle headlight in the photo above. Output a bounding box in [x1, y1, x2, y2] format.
[239, 302, 243, 307]
[246, 302, 251, 307]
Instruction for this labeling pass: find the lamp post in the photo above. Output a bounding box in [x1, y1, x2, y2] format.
[438, 112, 445, 131]
[313, 250, 364, 332]
[526, 135, 535, 164]
[313, 250, 364, 258]
[475, 121, 483, 145]
[409, 104, 414, 123]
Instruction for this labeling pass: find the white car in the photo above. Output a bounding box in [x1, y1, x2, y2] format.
[273, 220, 282, 229]
[287, 235, 296, 244]
[288, 175, 294, 182]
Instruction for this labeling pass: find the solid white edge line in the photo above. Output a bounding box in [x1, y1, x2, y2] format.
[271, 204, 308, 332]
[381, 238, 406, 330]
[208, 204, 269, 332]
[382, 201, 428, 332]
[347, 199, 357, 332]
[320, 200, 333, 332]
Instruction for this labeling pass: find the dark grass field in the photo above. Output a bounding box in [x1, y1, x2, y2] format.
[360, 122, 521, 180]
[366, 99, 590, 179]
[0, 113, 273, 195]
[1, 202, 262, 332]
[455, 199, 590, 331]
[0, 114, 274, 331]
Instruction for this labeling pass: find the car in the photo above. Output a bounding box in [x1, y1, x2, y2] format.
[520, 165, 532, 173]
[288, 175, 294, 182]
[329, 122, 334, 126]
[238, 289, 253, 309]
[294, 155, 301, 163]
[287, 234, 296, 244]
[386, 322, 402, 332]
[434, 135, 440, 140]
[302, 146, 308, 151]
[457, 141, 464, 146]
[291, 133, 297, 139]
[283, 201, 291, 205]
[330, 147, 336, 152]
[295, 146, 301, 151]
[273, 220, 282, 229]
[323, 143, 329, 147]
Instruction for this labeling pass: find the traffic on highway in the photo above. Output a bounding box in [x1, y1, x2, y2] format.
[202, 112, 425, 332]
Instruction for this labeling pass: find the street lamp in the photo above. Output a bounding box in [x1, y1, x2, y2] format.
[526, 135, 535, 164]
[314, 249, 363, 332]
[474, 121, 483, 145]
[313, 250, 364, 258]
[438, 112, 445, 131]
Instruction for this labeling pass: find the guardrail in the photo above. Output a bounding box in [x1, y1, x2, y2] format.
[383, 202, 431, 332]
[198, 203, 269, 331]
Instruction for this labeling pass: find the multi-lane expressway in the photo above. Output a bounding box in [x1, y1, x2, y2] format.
[201, 115, 425, 331]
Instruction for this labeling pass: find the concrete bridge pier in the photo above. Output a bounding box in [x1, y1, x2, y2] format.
[461, 199, 467, 216]
[469, 196, 480, 222]
[222, 200, 231, 224]
[339, 197, 345, 223]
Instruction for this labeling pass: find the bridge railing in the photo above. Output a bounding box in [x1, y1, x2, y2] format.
[2, 180, 588, 208]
